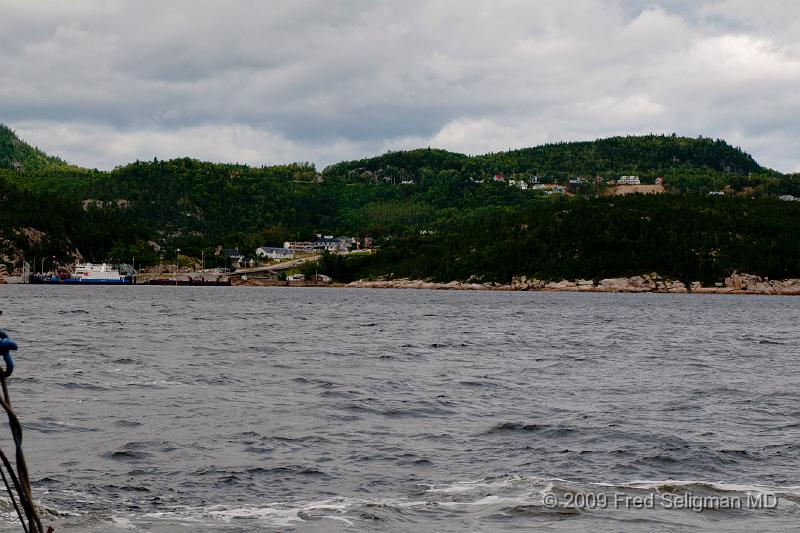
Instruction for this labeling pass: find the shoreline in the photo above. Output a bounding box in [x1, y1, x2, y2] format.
[343, 272, 800, 295]
[6, 272, 800, 295]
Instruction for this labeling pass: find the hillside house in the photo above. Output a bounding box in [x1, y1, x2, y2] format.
[335, 236, 357, 249]
[222, 248, 243, 261]
[618, 176, 641, 185]
[256, 246, 294, 260]
[314, 236, 344, 252]
[544, 186, 565, 195]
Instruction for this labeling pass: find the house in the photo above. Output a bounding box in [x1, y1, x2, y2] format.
[493, 173, 506, 182]
[222, 248, 243, 261]
[283, 241, 315, 254]
[654, 176, 664, 185]
[779, 194, 798, 201]
[618, 176, 641, 185]
[287, 273, 305, 281]
[256, 246, 294, 260]
[335, 236, 357, 250]
[310, 273, 332, 283]
[568, 177, 587, 185]
[708, 191, 725, 196]
[314, 236, 343, 252]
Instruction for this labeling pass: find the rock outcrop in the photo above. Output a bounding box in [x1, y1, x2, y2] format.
[720, 272, 800, 295]
[345, 278, 512, 290]
[344, 273, 800, 295]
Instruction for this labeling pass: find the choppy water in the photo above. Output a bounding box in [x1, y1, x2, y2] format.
[0, 286, 799, 531]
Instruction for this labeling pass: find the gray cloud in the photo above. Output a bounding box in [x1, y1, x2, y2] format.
[1, 0, 799, 171]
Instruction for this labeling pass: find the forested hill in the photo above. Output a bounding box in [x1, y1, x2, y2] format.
[0, 124, 71, 172]
[2, 126, 799, 281]
[323, 135, 768, 182]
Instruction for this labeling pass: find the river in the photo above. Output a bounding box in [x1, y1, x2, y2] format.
[0, 286, 798, 531]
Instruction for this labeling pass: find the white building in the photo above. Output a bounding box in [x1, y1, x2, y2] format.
[618, 176, 641, 185]
[314, 237, 344, 252]
[283, 241, 315, 254]
[256, 247, 294, 260]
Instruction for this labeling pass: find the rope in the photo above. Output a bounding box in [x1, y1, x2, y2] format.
[0, 457, 27, 533]
[0, 331, 46, 533]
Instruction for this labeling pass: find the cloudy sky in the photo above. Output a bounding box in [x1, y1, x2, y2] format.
[1, 0, 798, 171]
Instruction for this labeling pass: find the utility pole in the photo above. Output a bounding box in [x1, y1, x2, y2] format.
[175, 248, 181, 286]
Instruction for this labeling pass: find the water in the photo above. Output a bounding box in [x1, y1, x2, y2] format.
[0, 286, 799, 531]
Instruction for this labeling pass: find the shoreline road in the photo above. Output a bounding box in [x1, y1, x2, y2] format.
[231, 255, 320, 277]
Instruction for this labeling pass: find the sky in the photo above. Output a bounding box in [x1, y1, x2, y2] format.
[1, 0, 799, 172]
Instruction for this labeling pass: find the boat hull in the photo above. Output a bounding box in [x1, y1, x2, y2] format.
[31, 277, 134, 285]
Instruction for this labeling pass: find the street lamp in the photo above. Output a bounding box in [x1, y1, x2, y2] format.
[175, 248, 181, 286]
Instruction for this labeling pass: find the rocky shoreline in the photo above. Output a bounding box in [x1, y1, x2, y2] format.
[345, 272, 800, 295]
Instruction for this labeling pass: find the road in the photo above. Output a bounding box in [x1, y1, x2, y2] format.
[229, 255, 320, 277]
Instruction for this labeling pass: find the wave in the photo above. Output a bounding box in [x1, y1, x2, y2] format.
[483, 422, 576, 436]
[31, 474, 800, 531]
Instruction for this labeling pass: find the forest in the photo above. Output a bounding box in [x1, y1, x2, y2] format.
[1, 124, 799, 283]
[305, 194, 800, 285]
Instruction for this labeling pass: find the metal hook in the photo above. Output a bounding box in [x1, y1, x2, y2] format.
[0, 332, 16, 378]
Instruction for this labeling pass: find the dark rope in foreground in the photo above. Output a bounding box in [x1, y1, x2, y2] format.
[0, 331, 47, 533]
[0, 457, 28, 533]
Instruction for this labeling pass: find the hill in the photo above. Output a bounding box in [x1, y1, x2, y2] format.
[0, 124, 71, 172]
[2, 127, 800, 282]
[323, 135, 770, 183]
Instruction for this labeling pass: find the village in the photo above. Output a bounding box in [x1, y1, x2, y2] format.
[216, 235, 371, 285]
[489, 172, 666, 196]
[120, 234, 375, 287]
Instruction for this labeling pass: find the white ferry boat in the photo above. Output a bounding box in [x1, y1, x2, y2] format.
[34, 263, 133, 284]
[69, 263, 130, 283]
